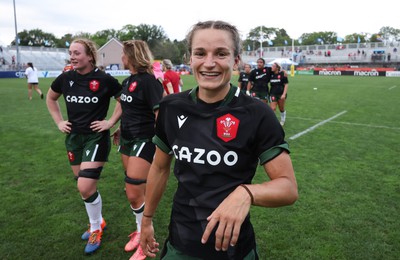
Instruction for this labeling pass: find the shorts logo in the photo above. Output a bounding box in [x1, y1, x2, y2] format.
[67, 151, 75, 162]
[217, 113, 239, 142]
[271, 96, 276, 101]
[89, 80, 100, 92]
[129, 82, 137, 92]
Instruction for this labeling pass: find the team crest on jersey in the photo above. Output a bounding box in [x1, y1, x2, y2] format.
[216, 113, 239, 142]
[89, 80, 100, 92]
[129, 82, 137, 92]
[67, 151, 75, 162]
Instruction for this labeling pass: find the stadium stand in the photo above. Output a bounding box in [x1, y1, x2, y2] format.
[0, 41, 399, 71]
[241, 41, 400, 69]
[0, 45, 68, 71]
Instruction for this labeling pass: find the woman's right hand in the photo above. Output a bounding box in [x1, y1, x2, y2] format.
[57, 121, 72, 134]
[111, 128, 121, 145]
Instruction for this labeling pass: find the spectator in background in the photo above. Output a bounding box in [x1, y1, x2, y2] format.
[24, 62, 43, 100]
[162, 59, 183, 94]
[153, 61, 164, 84]
[63, 60, 73, 72]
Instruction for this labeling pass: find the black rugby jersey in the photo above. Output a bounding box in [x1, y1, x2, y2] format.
[120, 72, 164, 140]
[269, 71, 288, 95]
[153, 85, 289, 259]
[248, 67, 271, 92]
[51, 68, 122, 134]
[238, 71, 250, 91]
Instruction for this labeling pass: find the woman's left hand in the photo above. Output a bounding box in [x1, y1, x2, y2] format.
[201, 185, 252, 251]
[90, 120, 112, 132]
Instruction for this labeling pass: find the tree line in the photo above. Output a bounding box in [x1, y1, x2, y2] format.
[10, 24, 400, 65]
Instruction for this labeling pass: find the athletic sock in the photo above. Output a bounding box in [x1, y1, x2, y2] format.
[130, 202, 145, 232]
[281, 110, 286, 122]
[84, 191, 103, 232]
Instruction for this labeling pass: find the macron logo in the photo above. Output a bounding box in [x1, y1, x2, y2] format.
[177, 115, 188, 129]
[69, 81, 74, 87]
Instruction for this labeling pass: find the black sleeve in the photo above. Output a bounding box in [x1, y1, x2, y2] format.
[50, 73, 65, 93]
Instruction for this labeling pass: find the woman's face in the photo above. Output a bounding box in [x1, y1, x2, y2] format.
[190, 28, 239, 98]
[257, 59, 265, 69]
[271, 63, 279, 73]
[69, 42, 93, 74]
[121, 51, 129, 70]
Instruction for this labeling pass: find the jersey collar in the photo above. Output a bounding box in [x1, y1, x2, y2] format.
[189, 85, 240, 107]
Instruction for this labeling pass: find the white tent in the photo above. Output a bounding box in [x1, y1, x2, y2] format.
[267, 58, 298, 67]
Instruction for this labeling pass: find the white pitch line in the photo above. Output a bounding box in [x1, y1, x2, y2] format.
[289, 111, 347, 140]
[287, 117, 400, 130]
[388, 86, 397, 90]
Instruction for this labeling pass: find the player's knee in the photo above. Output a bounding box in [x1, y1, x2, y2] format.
[124, 175, 146, 185]
[78, 167, 103, 180]
[83, 190, 99, 203]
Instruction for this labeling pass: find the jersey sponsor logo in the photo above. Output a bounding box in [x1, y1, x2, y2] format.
[69, 81, 74, 87]
[129, 82, 137, 92]
[217, 114, 239, 142]
[255, 73, 267, 79]
[172, 145, 238, 166]
[120, 93, 133, 103]
[177, 115, 188, 128]
[89, 80, 100, 92]
[67, 151, 75, 162]
[270, 79, 282, 83]
[66, 95, 99, 104]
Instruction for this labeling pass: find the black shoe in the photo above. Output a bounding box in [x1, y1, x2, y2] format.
[40, 94, 44, 99]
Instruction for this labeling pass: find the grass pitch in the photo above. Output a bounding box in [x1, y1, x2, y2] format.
[0, 74, 399, 259]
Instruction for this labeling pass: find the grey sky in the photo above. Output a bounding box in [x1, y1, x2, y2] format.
[1, 0, 398, 46]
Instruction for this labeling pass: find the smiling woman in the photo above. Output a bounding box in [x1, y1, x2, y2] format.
[139, 20, 298, 260]
[45, 38, 123, 255]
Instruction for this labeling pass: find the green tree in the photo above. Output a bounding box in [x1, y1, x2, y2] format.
[55, 33, 74, 48]
[344, 33, 365, 43]
[152, 39, 184, 64]
[298, 31, 337, 45]
[134, 24, 168, 50]
[91, 29, 118, 47]
[378, 26, 400, 42]
[117, 24, 137, 41]
[12, 29, 57, 47]
[247, 26, 277, 49]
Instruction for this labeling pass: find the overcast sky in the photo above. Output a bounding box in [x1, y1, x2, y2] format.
[1, 0, 399, 46]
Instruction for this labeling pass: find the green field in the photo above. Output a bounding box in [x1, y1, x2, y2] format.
[0, 75, 399, 259]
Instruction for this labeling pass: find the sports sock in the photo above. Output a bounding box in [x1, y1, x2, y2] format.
[84, 191, 103, 232]
[130, 202, 145, 232]
[280, 110, 286, 122]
